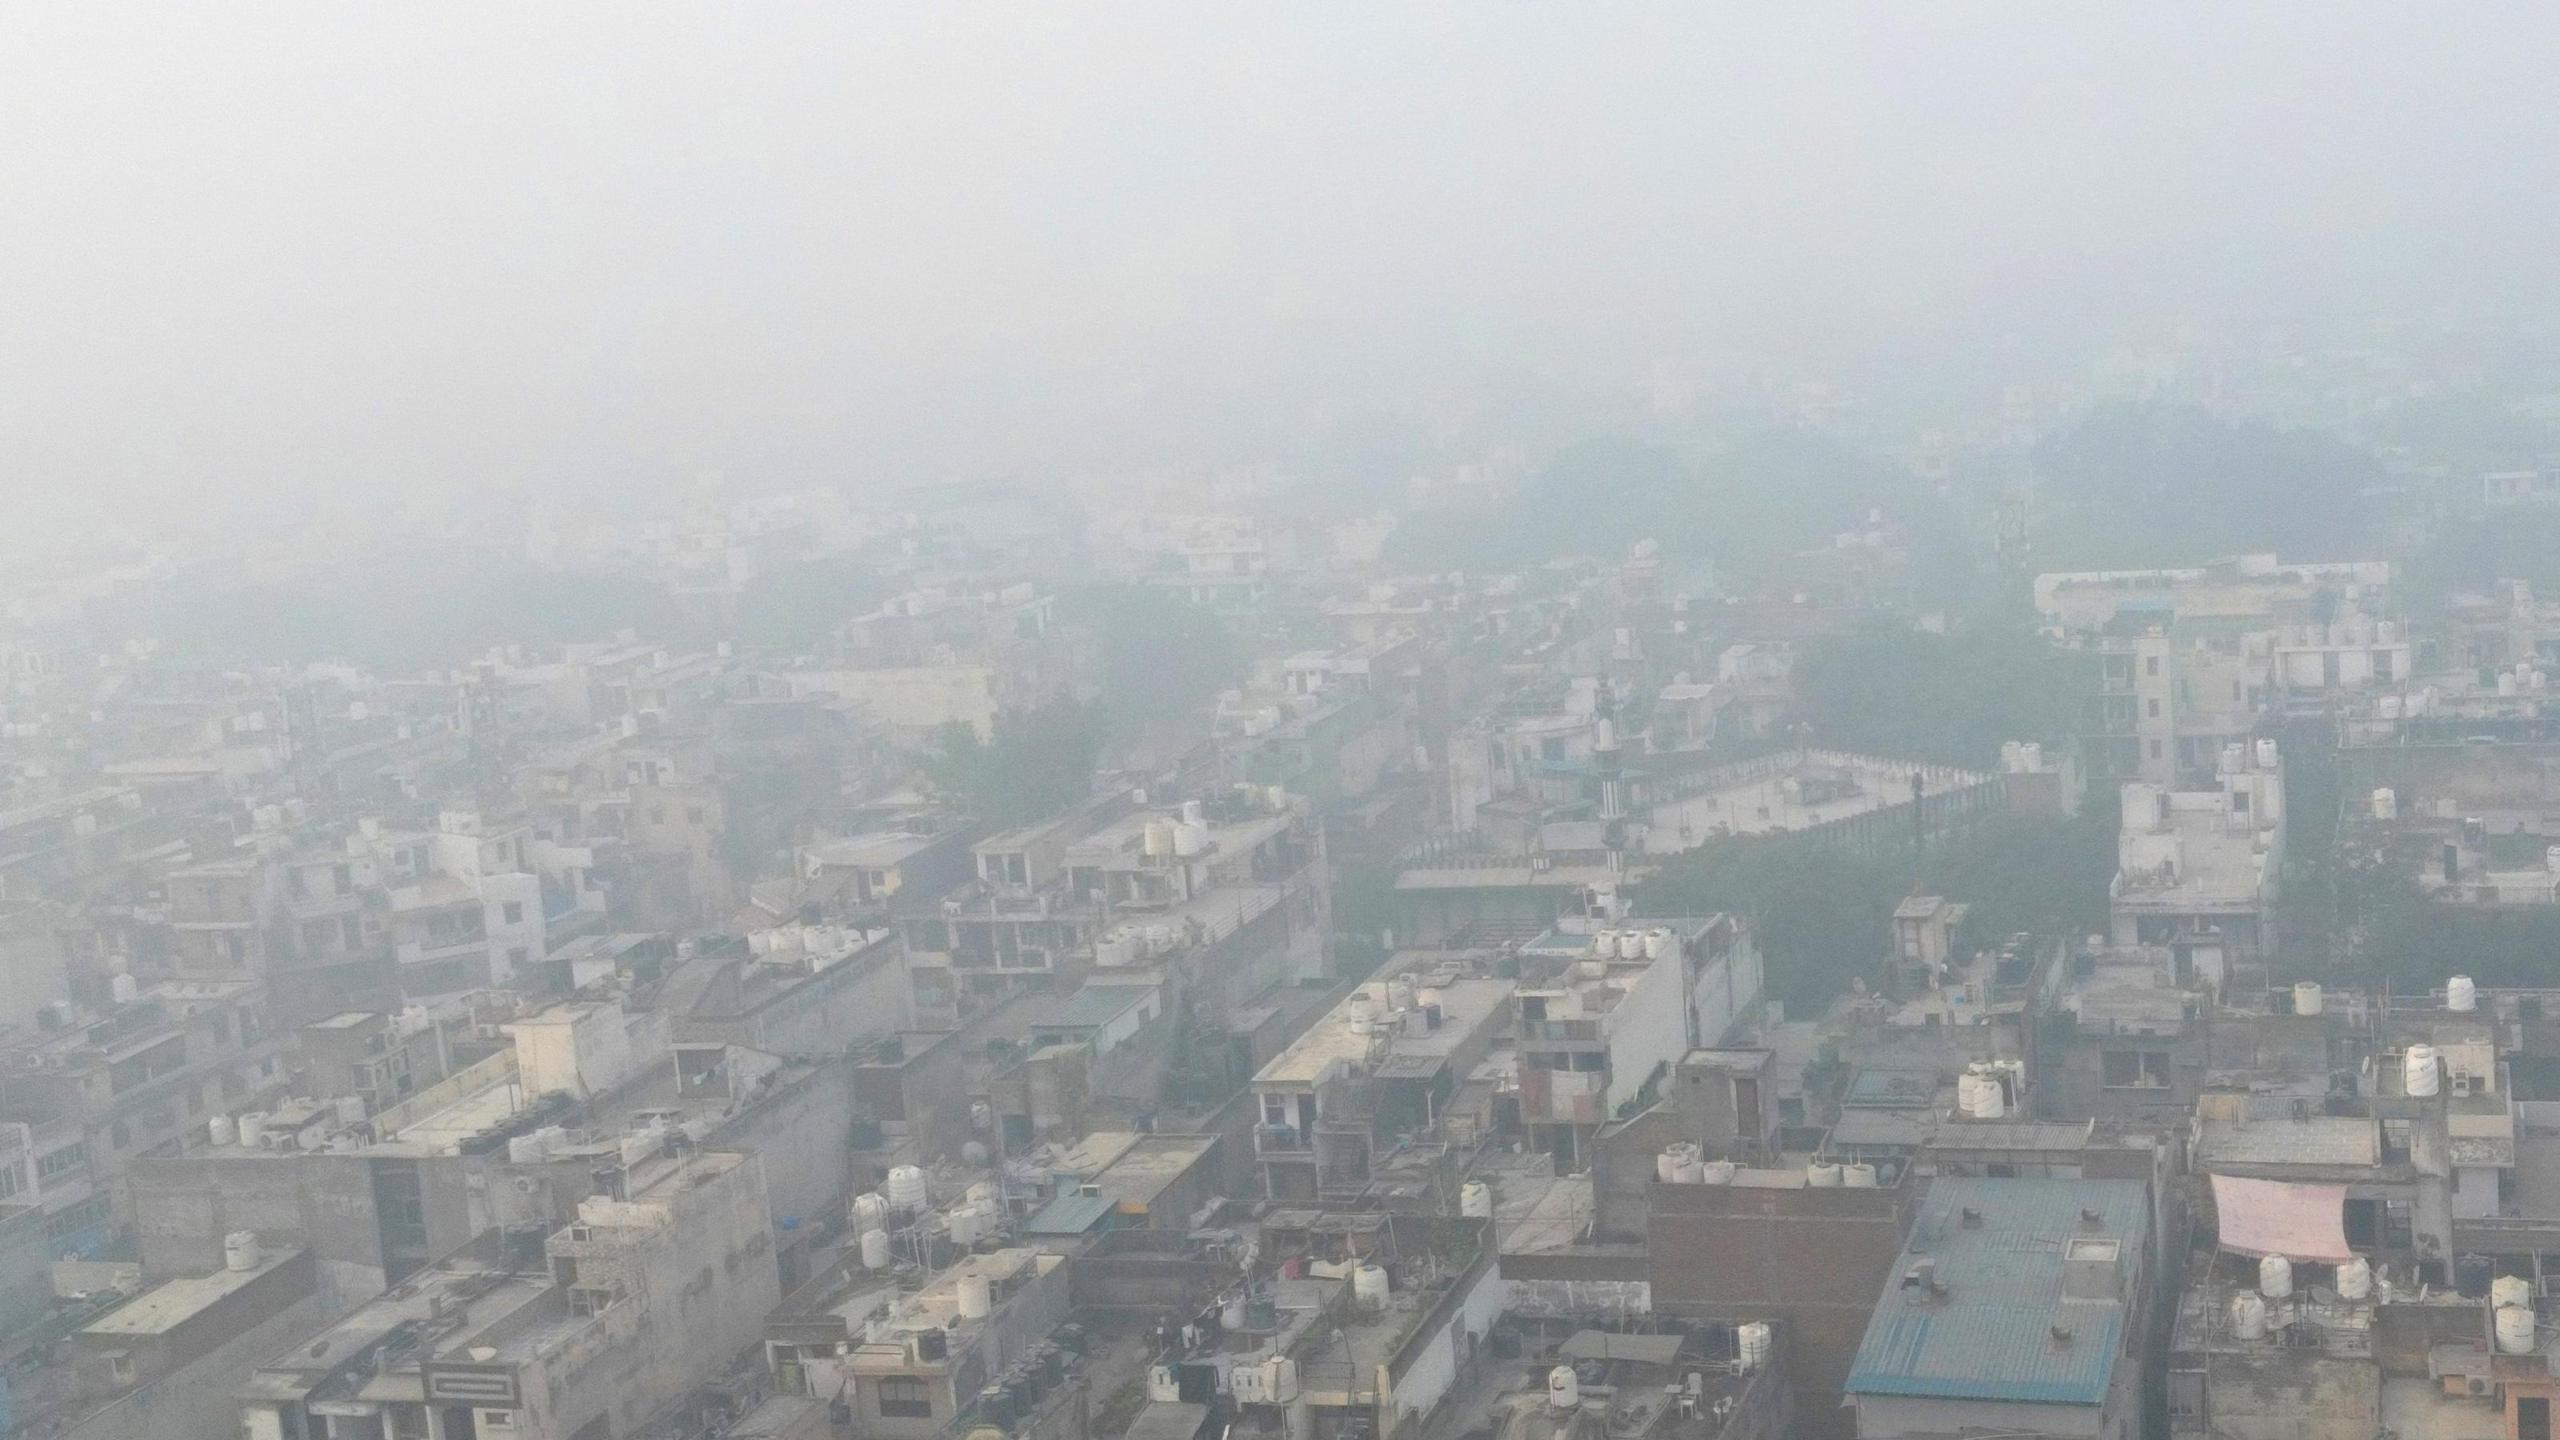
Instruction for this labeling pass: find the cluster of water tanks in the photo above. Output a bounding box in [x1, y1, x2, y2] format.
[1997, 741, 2047, 774]
[1096, 923, 1188, 968]
[1141, 803, 1213, 862]
[1804, 1159, 1879, 1188]
[1587, 928, 1681, 963]
[1651, 1144, 1740, 1186]
[2496, 666, 2548, 698]
[1957, 1060, 2024, 1120]
[1225, 1353, 1304, 1405]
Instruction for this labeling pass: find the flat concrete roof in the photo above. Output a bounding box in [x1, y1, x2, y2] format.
[82, 1248, 301, 1337]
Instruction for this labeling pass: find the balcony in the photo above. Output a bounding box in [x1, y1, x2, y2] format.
[1256, 1125, 1311, 1154]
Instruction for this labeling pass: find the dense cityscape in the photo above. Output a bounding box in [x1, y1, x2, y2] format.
[20, 9, 2560, 1440]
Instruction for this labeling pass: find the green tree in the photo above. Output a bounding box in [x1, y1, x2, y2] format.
[1063, 585, 1241, 739]
[2029, 402, 2386, 569]
[1792, 619, 2090, 769]
[917, 700, 1105, 826]
[1641, 807, 2115, 1015]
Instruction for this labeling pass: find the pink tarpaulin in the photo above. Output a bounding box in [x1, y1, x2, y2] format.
[2211, 1174, 2354, 1262]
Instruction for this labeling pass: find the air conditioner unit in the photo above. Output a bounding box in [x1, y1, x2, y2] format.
[2453, 1073, 2477, 1098]
[2469, 1377, 2495, 1397]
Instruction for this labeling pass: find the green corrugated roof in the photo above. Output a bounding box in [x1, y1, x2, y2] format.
[1845, 1176, 2149, 1408]
[1023, 1191, 1117, 1236]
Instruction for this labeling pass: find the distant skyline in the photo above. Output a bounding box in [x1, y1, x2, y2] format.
[9, 5, 2560, 537]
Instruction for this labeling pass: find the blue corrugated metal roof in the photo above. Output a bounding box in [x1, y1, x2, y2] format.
[1844, 1176, 2150, 1408]
[1023, 1191, 1117, 1236]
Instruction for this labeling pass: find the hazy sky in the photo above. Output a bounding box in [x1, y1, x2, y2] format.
[8, 5, 2560, 532]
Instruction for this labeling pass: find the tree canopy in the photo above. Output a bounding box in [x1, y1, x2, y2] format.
[1640, 803, 2117, 1014]
[916, 700, 1105, 826]
[1791, 619, 2091, 770]
[2028, 402, 2386, 569]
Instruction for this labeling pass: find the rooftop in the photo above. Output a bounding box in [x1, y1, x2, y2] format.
[2193, 1114, 2379, 1171]
[1845, 1176, 2148, 1408]
[80, 1246, 302, 1337]
[1254, 976, 1513, 1087]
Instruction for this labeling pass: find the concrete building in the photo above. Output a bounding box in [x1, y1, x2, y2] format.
[2110, 741, 2285, 975]
[1251, 971, 1512, 1203]
[1842, 1176, 2156, 1440]
[236, 1148, 778, 1440]
[765, 1244, 1073, 1438]
[1649, 1159, 1919, 1440]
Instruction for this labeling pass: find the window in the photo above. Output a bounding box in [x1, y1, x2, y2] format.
[2148, 740, 2163, 760]
[480, 1411, 516, 1432]
[685, 806, 704, 825]
[2374, 650, 2396, 683]
[2145, 699, 2161, 719]
[38, 1144, 87, 1180]
[1263, 1094, 1290, 1127]
[876, 1377, 933, 1419]
[2101, 1049, 2172, 1089]
[0, 1165, 21, 1200]
[109, 1121, 130, 1150]
[2145, 656, 2160, 676]
[502, 901, 523, 926]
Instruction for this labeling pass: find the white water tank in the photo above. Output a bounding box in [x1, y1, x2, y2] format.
[2293, 982, 2324, 1017]
[1173, 821, 1208, 858]
[1736, 1322, 1772, 1374]
[2230, 1291, 2268, 1341]
[886, 1165, 930, 1214]
[2499, 1304, 2538, 1355]
[965, 1180, 997, 1207]
[2494, 1276, 2535, 1311]
[2337, 1256, 2373, 1301]
[1387, 979, 1417, 1012]
[1959, 1071, 2007, 1120]
[1352, 1264, 1391, 1310]
[2255, 738, 2280, 770]
[2259, 1253, 2292, 1300]
[957, 1272, 994, 1321]
[2502, 670, 2522, 697]
[860, 1228, 892, 1269]
[1658, 1144, 1697, 1183]
[1142, 820, 1176, 858]
[2449, 975, 2480, 1013]
[1673, 1155, 1707, 1185]
[224, 1231, 261, 1272]
[1699, 1160, 1739, 1185]
[2405, 1045, 2441, 1098]
[110, 973, 139, 1005]
[2372, 788, 2397, 820]
[1547, 1364, 1580, 1411]
[947, 1205, 985, 1248]
[1460, 1181, 1494, 1218]
[207, 1114, 236, 1147]
[1806, 1161, 1843, 1188]
[1264, 1355, 1300, 1404]
[1842, 1162, 1880, 1189]
[235, 1112, 266, 1149]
